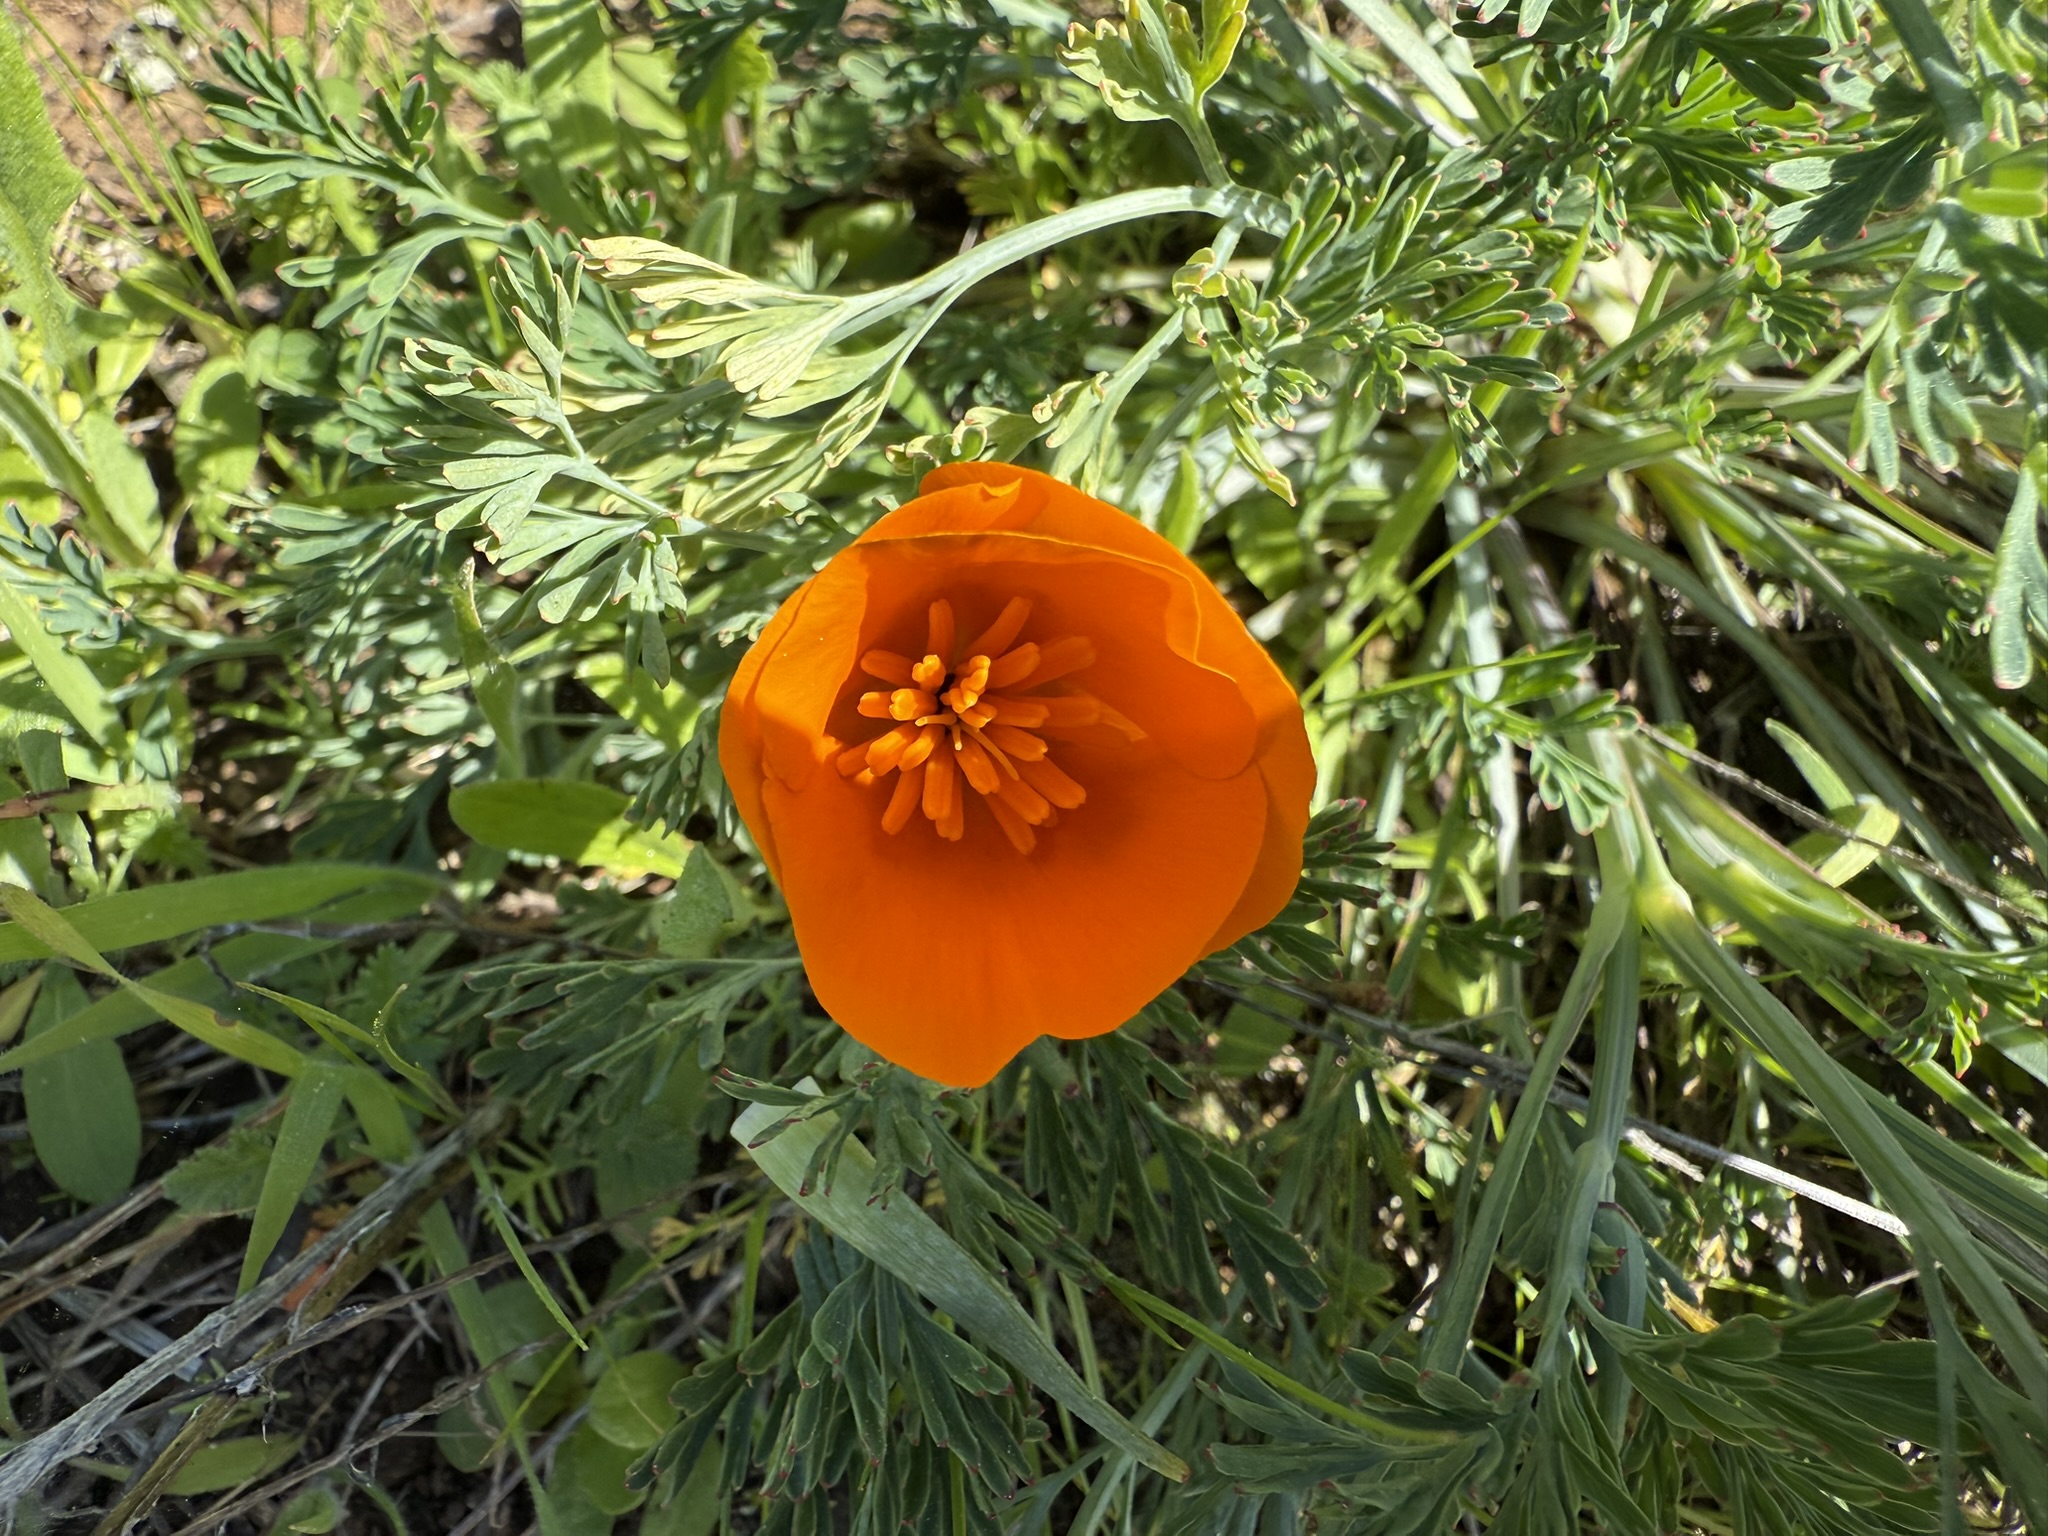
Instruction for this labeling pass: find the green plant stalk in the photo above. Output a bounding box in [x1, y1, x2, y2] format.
[1645, 458, 2048, 873]
[820, 185, 1290, 350]
[1637, 871, 2048, 1421]
[1530, 504, 1997, 945]
[1807, 976, 2048, 1179]
[1418, 879, 1631, 1373]
[1533, 868, 1640, 1381]
[1449, 480, 1527, 1053]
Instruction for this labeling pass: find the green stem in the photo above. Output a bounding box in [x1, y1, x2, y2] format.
[1418, 880, 1631, 1373]
[823, 185, 1289, 349]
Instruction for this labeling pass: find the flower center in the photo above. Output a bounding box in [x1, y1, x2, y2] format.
[833, 595, 1141, 853]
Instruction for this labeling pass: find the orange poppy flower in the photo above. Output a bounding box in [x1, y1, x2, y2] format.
[718, 463, 1314, 1086]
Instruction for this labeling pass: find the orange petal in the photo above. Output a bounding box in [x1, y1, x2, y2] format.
[1205, 722, 1318, 950]
[762, 737, 1266, 1086]
[716, 574, 822, 882]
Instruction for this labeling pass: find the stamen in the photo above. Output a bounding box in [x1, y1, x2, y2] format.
[1028, 636, 1096, 685]
[861, 650, 915, 685]
[1020, 756, 1086, 809]
[865, 725, 919, 774]
[881, 767, 922, 834]
[986, 724, 1047, 761]
[986, 795, 1037, 854]
[997, 776, 1051, 824]
[980, 694, 1048, 728]
[963, 723, 1018, 778]
[901, 725, 941, 770]
[845, 593, 1107, 848]
[1096, 700, 1146, 740]
[923, 749, 959, 825]
[889, 688, 939, 721]
[1035, 695, 1102, 730]
[964, 597, 1032, 659]
[986, 644, 1040, 690]
[942, 656, 990, 716]
[955, 736, 1002, 796]
[926, 600, 956, 663]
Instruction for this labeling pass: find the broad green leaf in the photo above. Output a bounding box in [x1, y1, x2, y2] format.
[239, 1062, 347, 1294]
[163, 1123, 277, 1214]
[593, 1058, 704, 1232]
[272, 1486, 344, 1533]
[654, 846, 730, 959]
[1764, 719, 1855, 811]
[522, 0, 617, 167]
[0, 967, 39, 1044]
[22, 966, 139, 1204]
[638, 1450, 718, 1536]
[167, 1435, 305, 1496]
[563, 1421, 646, 1515]
[587, 1351, 687, 1451]
[734, 1085, 1191, 1482]
[0, 441, 59, 522]
[1767, 719, 1902, 884]
[75, 409, 161, 552]
[173, 356, 263, 504]
[0, 862, 438, 964]
[450, 778, 692, 879]
[0, 882, 117, 975]
[579, 650, 699, 749]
